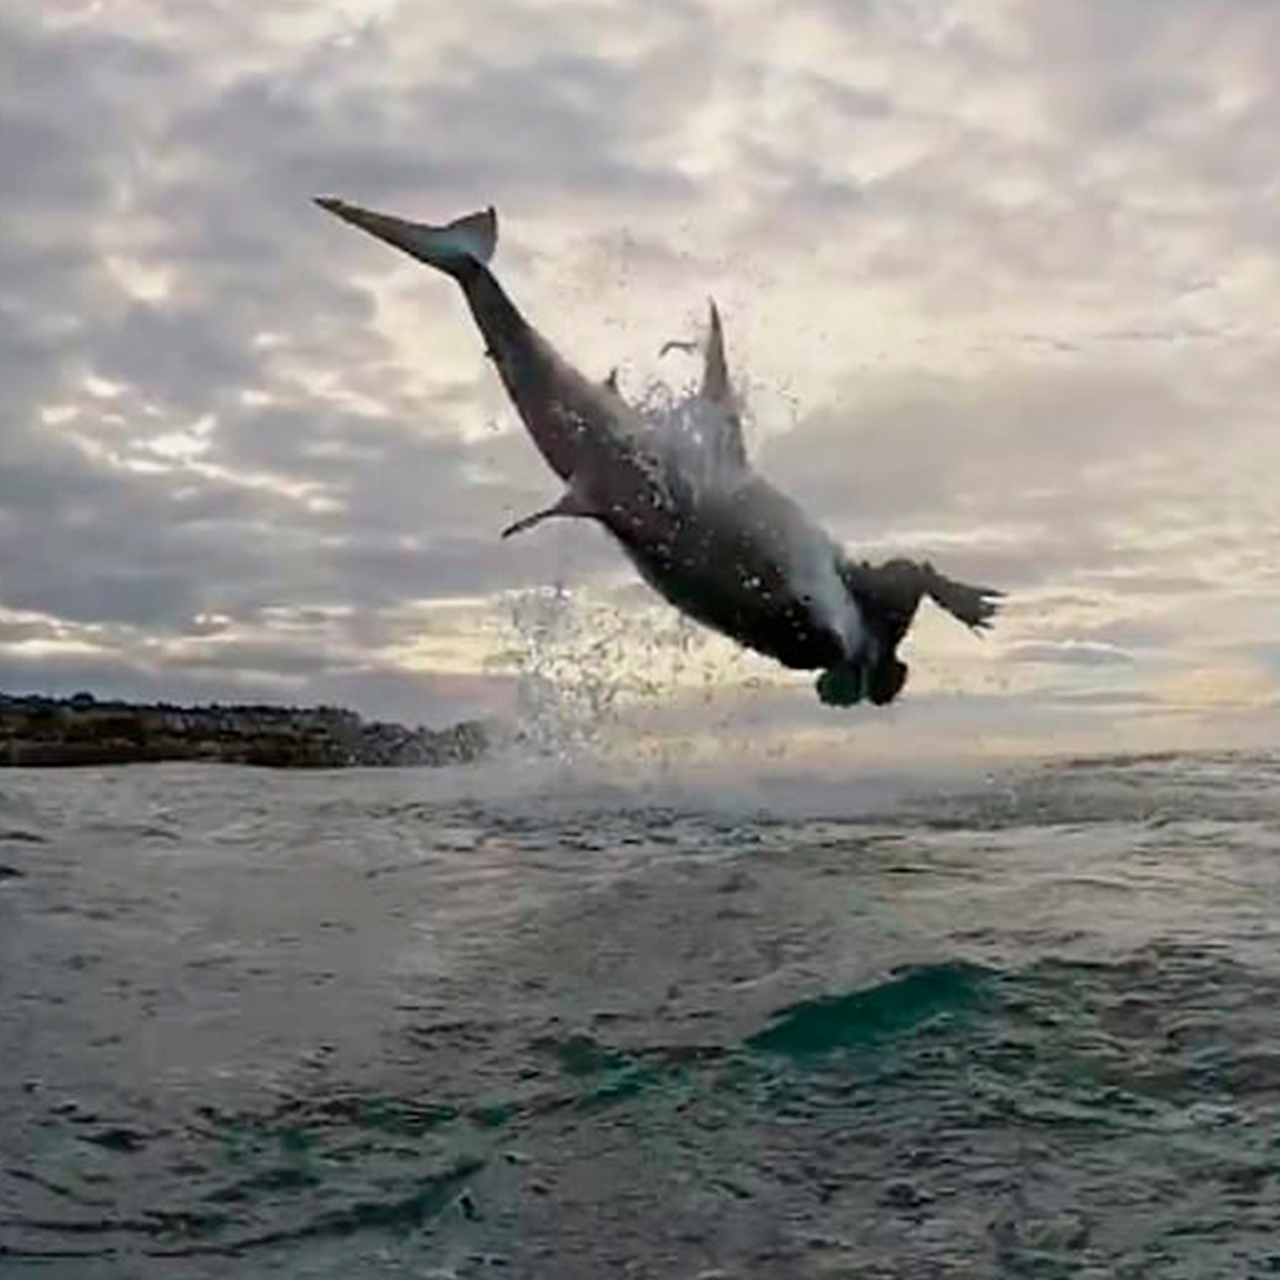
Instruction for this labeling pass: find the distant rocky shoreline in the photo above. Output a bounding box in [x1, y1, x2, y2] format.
[0, 692, 490, 769]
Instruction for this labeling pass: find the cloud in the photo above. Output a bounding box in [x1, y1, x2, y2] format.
[1006, 640, 1135, 667]
[0, 0, 1276, 749]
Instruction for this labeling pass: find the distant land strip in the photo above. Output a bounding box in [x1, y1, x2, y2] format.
[0, 692, 490, 768]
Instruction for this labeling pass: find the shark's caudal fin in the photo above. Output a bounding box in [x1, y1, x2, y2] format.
[314, 198, 497, 278]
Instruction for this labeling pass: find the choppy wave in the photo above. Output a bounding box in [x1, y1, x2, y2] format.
[2, 751, 1278, 1276]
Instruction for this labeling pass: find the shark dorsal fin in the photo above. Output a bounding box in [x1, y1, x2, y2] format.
[700, 300, 730, 405]
[701, 299, 746, 466]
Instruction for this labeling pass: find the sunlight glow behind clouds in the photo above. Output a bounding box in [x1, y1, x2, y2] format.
[1, 0, 1277, 752]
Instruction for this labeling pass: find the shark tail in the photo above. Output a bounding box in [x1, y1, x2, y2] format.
[313, 198, 497, 278]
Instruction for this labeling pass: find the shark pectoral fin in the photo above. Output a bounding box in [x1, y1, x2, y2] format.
[500, 487, 597, 539]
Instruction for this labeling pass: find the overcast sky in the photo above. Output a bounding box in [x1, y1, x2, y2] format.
[2, 0, 1278, 759]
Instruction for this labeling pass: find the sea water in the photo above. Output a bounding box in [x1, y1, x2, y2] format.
[4, 377, 1274, 1277]
[3, 748, 1279, 1278]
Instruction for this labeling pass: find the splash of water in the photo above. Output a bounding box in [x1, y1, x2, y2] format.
[488, 371, 847, 776]
[628, 375, 753, 498]
[490, 371, 738, 767]
[493, 578, 719, 769]
[633, 368, 858, 674]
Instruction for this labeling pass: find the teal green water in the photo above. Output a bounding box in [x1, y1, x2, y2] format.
[2, 752, 1278, 1277]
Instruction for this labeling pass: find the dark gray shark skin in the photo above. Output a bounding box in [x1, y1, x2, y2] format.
[314, 198, 1002, 705]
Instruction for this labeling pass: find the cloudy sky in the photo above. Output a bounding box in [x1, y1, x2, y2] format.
[3, 0, 1278, 760]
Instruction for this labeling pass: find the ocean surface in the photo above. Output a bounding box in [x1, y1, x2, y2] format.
[2, 750, 1279, 1278]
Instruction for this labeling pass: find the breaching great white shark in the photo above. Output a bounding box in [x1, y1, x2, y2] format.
[314, 198, 1003, 706]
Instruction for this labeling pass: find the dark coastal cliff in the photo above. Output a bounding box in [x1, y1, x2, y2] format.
[0, 693, 491, 768]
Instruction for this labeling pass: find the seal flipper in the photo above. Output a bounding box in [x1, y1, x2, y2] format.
[815, 656, 908, 708]
[842, 558, 1002, 635]
[816, 665, 865, 707]
[920, 564, 1003, 632]
[866, 656, 909, 706]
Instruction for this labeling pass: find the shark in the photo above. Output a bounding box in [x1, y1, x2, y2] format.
[314, 198, 1002, 706]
